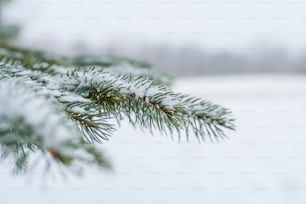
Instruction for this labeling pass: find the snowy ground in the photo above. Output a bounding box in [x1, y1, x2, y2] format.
[1, 74, 306, 204]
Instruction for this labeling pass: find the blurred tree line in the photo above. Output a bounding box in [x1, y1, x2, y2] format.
[105, 44, 306, 76]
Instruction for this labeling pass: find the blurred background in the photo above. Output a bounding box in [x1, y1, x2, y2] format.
[1, 0, 306, 204]
[3, 0, 306, 76]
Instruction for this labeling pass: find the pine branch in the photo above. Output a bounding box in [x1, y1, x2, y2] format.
[61, 68, 235, 142]
[0, 44, 235, 174]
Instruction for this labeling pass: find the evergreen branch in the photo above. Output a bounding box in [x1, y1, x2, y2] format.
[0, 44, 235, 174]
[61, 68, 235, 141]
[1, 55, 234, 143]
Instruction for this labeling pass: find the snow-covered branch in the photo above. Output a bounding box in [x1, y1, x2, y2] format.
[0, 44, 235, 174]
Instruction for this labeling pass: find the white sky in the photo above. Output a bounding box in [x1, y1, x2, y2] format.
[5, 0, 306, 54]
